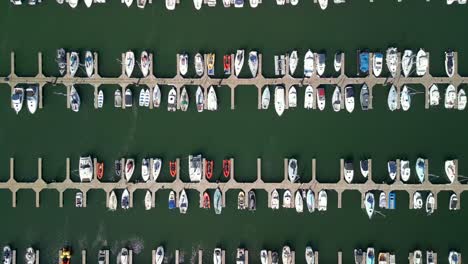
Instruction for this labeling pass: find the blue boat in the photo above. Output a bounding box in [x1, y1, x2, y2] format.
[388, 191, 396, 209]
[168, 191, 176, 209]
[359, 51, 369, 75]
[366, 248, 374, 264]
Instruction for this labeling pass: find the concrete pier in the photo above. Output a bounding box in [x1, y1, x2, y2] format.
[82, 250, 86, 264]
[198, 250, 203, 264]
[175, 250, 179, 264]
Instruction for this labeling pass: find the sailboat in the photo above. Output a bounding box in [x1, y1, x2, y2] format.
[57, 49, 67, 76]
[401, 50, 414, 77]
[332, 86, 341, 112]
[445, 51, 455, 77]
[400, 85, 411, 111]
[387, 85, 397, 111]
[274, 86, 285, 116]
[248, 51, 259, 77]
[179, 189, 188, 214]
[304, 86, 314, 110]
[70, 85, 81, 112]
[345, 86, 355, 113]
[306, 190, 315, 213]
[108, 190, 117, 211]
[196, 86, 204, 112]
[262, 86, 270, 109]
[97, 90, 104, 109]
[153, 85, 161, 108]
[364, 192, 375, 219]
[179, 53, 188, 76]
[445, 160, 456, 184]
[235, 50, 245, 76]
[140, 51, 150, 77]
[125, 51, 135, 77]
[155, 247, 164, 264]
[295, 191, 303, 213]
[400, 160, 410, 182]
[214, 249, 222, 264]
[167, 87, 177, 112]
[360, 160, 369, 178]
[288, 86, 297, 108]
[26, 85, 38, 114]
[193, 0, 202, 10]
[11, 86, 24, 114]
[429, 84, 440, 106]
[70, 52, 79, 77]
[445, 84, 457, 109]
[372, 52, 383, 77]
[144, 190, 152, 210]
[141, 158, 150, 182]
[125, 159, 135, 181]
[207, 86, 218, 111]
[386, 47, 398, 78]
[344, 161, 354, 183]
[180, 87, 189, 112]
[315, 53, 326, 77]
[415, 158, 425, 183]
[458, 88, 466, 110]
[288, 159, 298, 182]
[289, 51, 298, 75]
[304, 50, 314, 77]
[195, 53, 204, 76]
[416, 49, 428, 76]
[85, 51, 94, 77]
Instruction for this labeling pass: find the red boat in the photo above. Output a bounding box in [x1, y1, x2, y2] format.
[97, 162, 104, 180]
[223, 159, 231, 178]
[205, 160, 214, 179]
[223, 55, 231, 75]
[202, 191, 211, 209]
[169, 161, 177, 177]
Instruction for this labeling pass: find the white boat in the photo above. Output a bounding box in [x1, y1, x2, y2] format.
[25, 248, 35, 264]
[144, 190, 152, 210]
[235, 50, 245, 76]
[189, 154, 202, 182]
[84, 51, 94, 77]
[332, 86, 341, 112]
[288, 86, 297, 108]
[179, 189, 188, 214]
[282, 189, 292, 208]
[137, 0, 147, 8]
[360, 160, 369, 178]
[276, 0, 285, 5]
[318, 190, 327, 211]
[223, 0, 230, 7]
[426, 192, 434, 215]
[334, 53, 342, 72]
[195, 53, 204, 76]
[282, 246, 291, 264]
[458, 88, 466, 110]
[401, 50, 414, 77]
[445, 160, 456, 184]
[260, 250, 268, 264]
[68, 0, 78, 8]
[318, 0, 327, 10]
[445, 84, 457, 109]
[416, 158, 425, 183]
[386, 47, 398, 77]
[413, 191, 423, 209]
[237, 249, 246, 264]
[429, 84, 440, 106]
[144, 89, 150, 107]
[413, 251, 422, 264]
[250, 0, 259, 7]
[295, 191, 303, 213]
[125, 51, 135, 77]
[125, 88, 133, 108]
[400, 160, 410, 182]
[449, 193, 458, 210]
[387, 85, 398, 111]
[288, 159, 298, 182]
[167, 87, 177, 112]
[140, 51, 150, 77]
[379, 192, 386, 209]
[372, 53, 383, 77]
[366, 248, 375, 264]
[166, 0, 176, 10]
[155, 247, 164, 264]
[271, 189, 280, 209]
[364, 192, 375, 219]
[304, 50, 314, 77]
[153, 85, 161, 108]
[152, 158, 162, 181]
[97, 90, 104, 108]
[180, 87, 189, 112]
[416, 49, 428, 76]
[121, 189, 130, 209]
[445, 51, 455, 78]
[289, 51, 298, 75]
[306, 190, 315, 213]
[70, 52, 79, 77]
[193, 0, 202, 9]
[344, 161, 354, 183]
[290, 0, 298, 5]
[274, 86, 285, 117]
[141, 158, 150, 182]
[70, 85, 81, 112]
[387, 161, 397, 181]
[124, 0, 133, 7]
[305, 247, 314, 264]
[344, 86, 355, 113]
[304, 86, 314, 109]
[401, 85, 411, 111]
[196, 86, 204, 112]
[207, 86, 218, 111]
[108, 190, 117, 211]
[248, 51, 259, 77]
[11, 87, 24, 114]
[214, 249, 222, 264]
[262, 87, 270, 109]
[179, 54, 188, 75]
[79, 156, 93, 182]
[25, 85, 38, 114]
[449, 251, 460, 264]
[426, 251, 435, 264]
[139, 89, 146, 107]
[2, 247, 11, 264]
[115, 89, 122, 108]
[315, 53, 325, 77]
[120, 248, 129, 264]
[125, 158, 135, 181]
[75, 191, 83, 208]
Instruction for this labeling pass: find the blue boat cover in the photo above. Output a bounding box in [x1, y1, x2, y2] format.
[359, 52, 369, 73]
[168, 200, 176, 209]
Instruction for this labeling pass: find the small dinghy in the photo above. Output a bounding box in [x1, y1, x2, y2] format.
[315, 53, 326, 77]
[449, 251, 460, 264]
[360, 84, 369, 111]
[288, 86, 297, 108]
[85, 51, 94, 77]
[387, 160, 397, 181]
[387, 85, 398, 111]
[415, 158, 425, 183]
[214, 188, 222, 215]
[168, 191, 176, 209]
[306, 190, 315, 213]
[262, 86, 270, 109]
[248, 51, 259, 77]
[275, 86, 285, 116]
[372, 52, 383, 77]
[125, 51, 135, 77]
[207, 86, 218, 111]
[401, 85, 411, 111]
[318, 190, 327, 211]
[429, 84, 440, 106]
[179, 54, 188, 76]
[11, 87, 24, 114]
[70, 85, 81, 112]
[97, 90, 104, 108]
[193, 0, 202, 10]
[289, 51, 298, 75]
[332, 86, 341, 112]
[449, 193, 458, 210]
[144, 190, 152, 210]
[114, 89, 122, 108]
[416, 49, 428, 76]
[334, 52, 342, 73]
[238, 190, 246, 210]
[364, 192, 375, 219]
[305, 247, 314, 264]
[304, 50, 315, 77]
[458, 88, 466, 110]
[282, 246, 291, 264]
[195, 53, 204, 76]
[386, 47, 398, 78]
[180, 87, 189, 112]
[304, 86, 314, 109]
[125, 159, 135, 181]
[196, 86, 204, 112]
[125, 89, 133, 107]
[345, 86, 355, 113]
[445, 160, 456, 184]
[235, 50, 245, 76]
[69, 52, 79, 77]
[282, 189, 292, 208]
[271, 189, 280, 209]
[413, 192, 423, 209]
[426, 192, 435, 215]
[288, 159, 298, 182]
[366, 248, 375, 264]
[140, 51, 150, 77]
[153, 85, 161, 108]
[121, 189, 130, 209]
[400, 160, 410, 182]
[141, 158, 150, 182]
[248, 190, 256, 211]
[295, 191, 303, 213]
[360, 160, 369, 178]
[401, 50, 414, 77]
[179, 189, 188, 214]
[108, 190, 117, 211]
[318, 0, 327, 10]
[344, 161, 354, 183]
[379, 192, 386, 209]
[155, 247, 164, 264]
[445, 84, 457, 109]
[167, 87, 177, 112]
[445, 51, 455, 78]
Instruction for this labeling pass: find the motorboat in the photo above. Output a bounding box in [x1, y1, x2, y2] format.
[155, 247, 164, 264]
[304, 86, 314, 109]
[238, 190, 246, 210]
[387, 85, 397, 111]
[179, 189, 188, 214]
[429, 84, 440, 106]
[458, 88, 467, 110]
[179, 53, 188, 75]
[426, 251, 435, 264]
[274, 86, 285, 116]
[168, 191, 176, 209]
[84, 51, 94, 77]
[379, 192, 386, 209]
[138, 89, 146, 107]
[60, 247, 71, 264]
[332, 86, 341, 112]
[137, 0, 147, 8]
[140, 51, 150, 77]
[196, 86, 204, 112]
[108, 190, 117, 211]
[125, 158, 135, 181]
[426, 192, 435, 215]
[290, 0, 298, 5]
[180, 87, 189, 112]
[214, 249, 222, 264]
[214, 188, 222, 214]
[413, 251, 422, 264]
[288, 159, 298, 182]
[373, 52, 383, 77]
[316, 53, 325, 77]
[195, 53, 204, 76]
[75, 191, 83, 208]
[115, 89, 122, 108]
[120, 248, 129, 264]
[387, 160, 397, 181]
[386, 47, 398, 77]
[345, 86, 355, 113]
[224, 54, 231, 75]
[304, 50, 314, 77]
[125, 88, 133, 107]
[388, 192, 396, 210]
[289, 51, 298, 75]
[445, 160, 456, 183]
[378, 253, 387, 264]
[25, 247, 35, 264]
[97, 90, 104, 108]
[144, 190, 152, 210]
[401, 85, 411, 111]
[416, 49, 428, 76]
[359, 51, 369, 75]
[366, 248, 374, 264]
[260, 250, 268, 264]
[166, 0, 176, 9]
[170, 161, 177, 177]
[152, 85, 161, 108]
[141, 158, 150, 182]
[271, 189, 279, 209]
[121, 189, 130, 209]
[262, 86, 270, 109]
[305, 247, 314, 264]
[445, 84, 457, 109]
[189, 154, 202, 182]
[11, 86, 24, 114]
[413, 192, 423, 209]
[248, 190, 256, 211]
[125, 51, 135, 77]
[316, 87, 326, 111]
[318, 190, 327, 211]
[360, 84, 369, 111]
[415, 158, 425, 183]
[207, 53, 215, 76]
[401, 50, 414, 77]
[152, 158, 162, 181]
[79, 156, 93, 182]
[282, 246, 291, 264]
[234, 0, 244, 8]
[276, 0, 285, 5]
[354, 249, 364, 264]
[96, 162, 104, 180]
[248, 51, 259, 77]
[124, 0, 133, 7]
[295, 191, 303, 213]
[236, 249, 245, 264]
[318, 0, 327, 10]
[334, 52, 342, 72]
[235, 50, 245, 76]
[57, 48, 66, 76]
[282, 189, 292, 208]
[360, 160, 369, 178]
[143, 89, 150, 107]
[223, 159, 231, 178]
[306, 190, 315, 213]
[288, 86, 297, 108]
[207, 86, 218, 111]
[69, 51, 79, 77]
[449, 193, 458, 210]
[445, 51, 455, 77]
[167, 87, 177, 112]
[449, 251, 460, 264]
[344, 161, 353, 183]
[364, 192, 375, 219]
[400, 160, 410, 182]
[193, 0, 202, 9]
[205, 160, 213, 179]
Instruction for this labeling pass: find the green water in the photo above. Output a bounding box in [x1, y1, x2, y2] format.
[1, 0, 468, 264]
